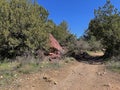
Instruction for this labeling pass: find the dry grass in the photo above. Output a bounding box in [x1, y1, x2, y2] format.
[0, 56, 74, 87]
[87, 51, 104, 57]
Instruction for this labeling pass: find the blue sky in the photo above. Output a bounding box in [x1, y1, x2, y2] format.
[37, 0, 120, 37]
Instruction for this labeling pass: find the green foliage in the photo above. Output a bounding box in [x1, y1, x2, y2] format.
[46, 20, 77, 50]
[76, 38, 90, 51]
[0, 0, 49, 59]
[88, 36, 103, 51]
[107, 60, 120, 73]
[86, 0, 120, 57]
[65, 37, 90, 58]
[0, 0, 76, 60]
[52, 21, 73, 46]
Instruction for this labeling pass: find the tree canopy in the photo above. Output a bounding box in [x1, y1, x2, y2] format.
[0, 0, 75, 59]
[86, 0, 120, 57]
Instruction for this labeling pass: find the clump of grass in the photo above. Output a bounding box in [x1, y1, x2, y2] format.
[106, 55, 120, 73]
[0, 70, 17, 87]
[0, 61, 19, 71]
[106, 61, 120, 73]
[0, 61, 20, 87]
[39, 61, 62, 69]
[17, 63, 41, 74]
[64, 57, 75, 64]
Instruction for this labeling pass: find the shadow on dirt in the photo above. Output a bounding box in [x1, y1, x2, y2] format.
[72, 52, 104, 65]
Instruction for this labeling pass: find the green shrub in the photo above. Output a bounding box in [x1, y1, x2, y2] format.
[106, 57, 120, 73]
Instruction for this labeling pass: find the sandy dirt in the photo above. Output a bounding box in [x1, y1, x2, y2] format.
[1, 61, 120, 90]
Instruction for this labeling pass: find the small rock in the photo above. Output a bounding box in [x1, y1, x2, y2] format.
[79, 73, 83, 76]
[54, 81, 58, 85]
[103, 72, 106, 75]
[43, 75, 52, 82]
[97, 72, 103, 76]
[14, 74, 17, 77]
[46, 78, 53, 82]
[0, 76, 3, 79]
[43, 74, 57, 85]
[103, 83, 111, 87]
[43, 76, 47, 80]
[27, 78, 29, 80]
[32, 85, 35, 87]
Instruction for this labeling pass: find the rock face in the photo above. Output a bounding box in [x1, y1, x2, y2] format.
[49, 34, 63, 51]
[49, 34, 63, 59]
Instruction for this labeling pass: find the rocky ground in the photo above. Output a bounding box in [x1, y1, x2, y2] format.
[1, 59, 120, 90]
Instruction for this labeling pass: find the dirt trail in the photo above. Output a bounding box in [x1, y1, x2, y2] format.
[2, 61, 120, 90]
[51, 62, 120, 90]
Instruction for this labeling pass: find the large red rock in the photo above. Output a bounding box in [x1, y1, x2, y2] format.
[49, 34, 63, 52]
[49, 34, 63, 59]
